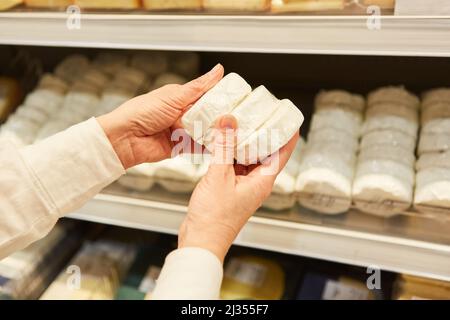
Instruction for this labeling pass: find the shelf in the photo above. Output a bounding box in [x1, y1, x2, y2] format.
[0, 13, 450, 56]
[69, 184, 450, 282]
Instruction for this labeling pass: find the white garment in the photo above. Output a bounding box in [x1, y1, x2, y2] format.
[0, 117, 222, 299]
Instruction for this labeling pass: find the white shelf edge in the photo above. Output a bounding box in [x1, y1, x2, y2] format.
[0, 13, 449, 56]
[69, 193, 450, 282]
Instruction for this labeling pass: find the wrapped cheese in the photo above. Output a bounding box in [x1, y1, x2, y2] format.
[143, 0, 201, 10]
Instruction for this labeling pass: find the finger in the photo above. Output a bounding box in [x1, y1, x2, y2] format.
[179, 64, 224, 106]
[247, 133, 300, 186]
[207, 114, 237, 179]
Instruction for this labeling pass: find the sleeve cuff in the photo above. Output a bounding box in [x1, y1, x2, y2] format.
[152, 247, 223, 300]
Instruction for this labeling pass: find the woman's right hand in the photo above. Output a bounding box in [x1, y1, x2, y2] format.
[178, 114, 299, 262]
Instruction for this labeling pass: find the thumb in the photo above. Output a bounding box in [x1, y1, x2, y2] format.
[179, 64, 224, 106]
[208, 115, 237, 178]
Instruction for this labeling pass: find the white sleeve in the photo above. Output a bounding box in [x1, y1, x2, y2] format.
[151, 247, 223, 300]
[0, 117, 125, 259]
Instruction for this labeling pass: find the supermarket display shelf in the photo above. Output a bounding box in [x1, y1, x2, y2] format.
[69, 187, 450, 282]
[0, 13, 450, 56]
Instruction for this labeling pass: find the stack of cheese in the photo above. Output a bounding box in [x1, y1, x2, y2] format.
[35, 66, 108, 140]
[352, 87, 419, 217]
[118, 153, 209, 193]
[142, 0, 202, 11]
[263, 137, 305, 211]
[414, 88, 450, 213]
[40, 241, 136, 300]
[0, 73, 68, 145]
[204, 0, 270, 11]
[296, 90, 364, 215]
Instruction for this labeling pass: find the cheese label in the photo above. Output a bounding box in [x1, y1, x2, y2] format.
[225, 258, 267, 287]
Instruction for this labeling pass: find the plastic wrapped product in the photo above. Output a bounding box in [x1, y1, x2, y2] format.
[169, 52, 200, 78]
[307, 128, 358, 152]
[130, 52, 169, 77]
[95, 91, 132, 116]
[416, 151, 450, 171]
[37, 73, 68, 95]
[421, 87, 450, 109]
[74, 0, 141, 9]
[271, 0, 345, 13]
[361, 115, 418, 138]
[54, 55, 90, 84]
[352, 159, 415, 217]
[117, 164, 156, 191]
[367, 86, 420, 111]
[358, 145, 416, 168]
[315, 90, 365, 114]
[418, 133, 450, 154]
[360, 129, 416, 153]
[24, 89, 65, 115]
[296, 147, 356, 215]
[421, 118, 450, 135]
[93, 52, 129, 76]
[1, 114, 42, 145]
[154, 154, 200, 193]
[182, 73, 252, 145]
[82, 69, 109, 91]
[0, 77, 21, 122]
[143, 0, 201, 10]
[414, 167, 450, 212]
[204, 0, 270, 11]
[14, 104, 49, 125]
[421, 102, 450, 124]
[24, 0, 71, 7]
[221, 256, 285, 300]
[310, 109, 362, 136]
[263, 138, 305, 210]
[183, 73, 303, 164]
[60, 90, 100, 121]
[366, 102, 418, 123]
[360, 0, 395, 9]
[0, 0, 22, 10]
[151, 72, 187, 90]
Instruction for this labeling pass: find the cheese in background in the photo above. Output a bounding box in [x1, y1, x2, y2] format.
[361, 0, 395, 9]
[0, 0, 22, 10]
[0, 77, 21, 122]
[414, 88, 450, 213]
[143, 0, 201, 10]
[393, 275, 450, 300]
[395, 0, 450, 15]
[352, 86, 419, 217]
[296, 90, 364, 215]
[25, 0, 71, 7]
[204, 0, 270, 11]
[74, 0, 141, 9]
[271, 0, 345, 13]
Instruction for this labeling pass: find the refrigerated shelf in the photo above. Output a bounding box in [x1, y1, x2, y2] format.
[69, 184, 450, 282]
[0, 13, 449, 57]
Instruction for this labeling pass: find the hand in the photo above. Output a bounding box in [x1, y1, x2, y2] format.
[97, 64, 224, 169]
[178, 115, 299, 262]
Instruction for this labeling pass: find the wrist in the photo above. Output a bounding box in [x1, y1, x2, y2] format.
[97, 113, 136, 169]
[178, 219, 235, 264]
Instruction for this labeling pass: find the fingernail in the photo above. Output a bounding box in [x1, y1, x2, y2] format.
[210, 63, 222, 74]
[219, 115, 236, 129]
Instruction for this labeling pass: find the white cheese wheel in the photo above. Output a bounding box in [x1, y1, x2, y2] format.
[360, 129, 416, 152]
[169, 52, 200, 78]
[418, 133, 450, 154]
[24, 89, 64, 115]
[54, 54, 90, 84]
[130, 52, 168, 77]
[361, 115, 418, 138]
[421, 88, 450, 109]
[416, 151, 450, 171]
[358, 145, 416, 168]
[421, 118, 450, 135]
[414, 167, 450, 209]
[310, 109, 362, 136]
[307, 128, 358, 152]
[367, 86, 419, 110]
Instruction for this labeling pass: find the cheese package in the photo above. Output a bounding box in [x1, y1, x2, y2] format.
[271, 0, 345, 13]
[92, 52, 129, 76]
[25, 0, 71, 7]
[353, 86, 418, 217]
[182, 73, 303, 165]
[263, 137, 305, 210]
[221, 255, 285, 300]
[54, 55, 90, 84]
[143, 0, 201, 10]
[204, 0, 270, 11]
[0, 77, 21, 122]
[414, 88, 450, 213]
[0, 0, 22, 10]
[74, 0, 141, 9]
[297, 90, 363, 215]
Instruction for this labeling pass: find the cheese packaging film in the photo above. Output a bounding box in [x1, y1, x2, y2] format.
[414, 88, 450, 214]
[181, 72, 304, 165]
[352, 86, 419, 217]
[296, 90, 364, 215]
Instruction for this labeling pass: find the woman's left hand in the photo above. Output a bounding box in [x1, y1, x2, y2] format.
[97, 64, 224, 169]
